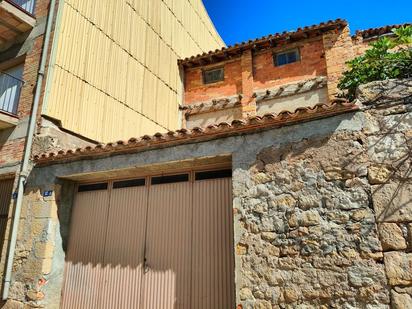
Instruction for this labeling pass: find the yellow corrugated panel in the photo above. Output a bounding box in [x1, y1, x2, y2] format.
[113, 48, 128, 103]
[158, 40, 170, 83]
[168, 91, 179, 131]
[141, 69, 158, 121]
[137, 0, 148, 21]
[126, 57, 144, 113]
[160, 2, 172, 47]
[45, 0, 224, 142]
[155, 82, 169, 127]
[131, 12, 147, 64]
[145, 27, 160, 76]
[147, 0, 161, 33]
[169, 53, 179, 92]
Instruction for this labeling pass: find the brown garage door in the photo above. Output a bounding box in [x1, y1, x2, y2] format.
[61, 169, 235, 309]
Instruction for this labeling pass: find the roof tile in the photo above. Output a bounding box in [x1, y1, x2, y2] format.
[179, 19, 348, 67]
[33, 101, 359, 165]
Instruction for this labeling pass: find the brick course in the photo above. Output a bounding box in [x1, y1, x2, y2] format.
[182, 24, 384, 115]
[0, 0, 54, 172]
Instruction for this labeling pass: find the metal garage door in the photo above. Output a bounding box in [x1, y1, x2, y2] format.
[61, 169, 235, 309]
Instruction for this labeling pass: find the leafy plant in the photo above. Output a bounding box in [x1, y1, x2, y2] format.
[338, 25, 412, 100]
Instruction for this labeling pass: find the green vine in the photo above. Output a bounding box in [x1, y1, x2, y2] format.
[338, 25, 412, 101]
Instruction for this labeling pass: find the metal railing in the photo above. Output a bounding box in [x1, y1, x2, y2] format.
[0, 71, 24, 116]
[9, 0, 36, 15]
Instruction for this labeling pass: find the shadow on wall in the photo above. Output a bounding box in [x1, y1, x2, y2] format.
[358, 78, 412, 223]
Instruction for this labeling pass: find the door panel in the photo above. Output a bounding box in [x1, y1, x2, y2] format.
[61, 171, 235, 309]
[99, 185, 147, 309]
[192, 177, 235, 309]
[61, 189, 110, 309]
[141, 182, 192, 309]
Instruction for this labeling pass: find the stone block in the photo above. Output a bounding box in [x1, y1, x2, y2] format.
[240, 288, 253, 300]
[261, 232, 276, 242]
[2, 300, 24, 309]
[368, 133, 409, 164]
[356, 78, 412, 106]
[298, 210, 320, 226]
[34, 242, 55, 259]
[236, 243, 248, 255]
[372, 182, 412, 222]
[42, 258, 53, 275]
[391, 289, 412, 309]
[32, 201, 57, 219]
[368, 165, 392, 184]
[384, 252, 412, 286]
[378, 223, 407, 251]
[380, 112, 412, 134]
[283, 287, 299, 303]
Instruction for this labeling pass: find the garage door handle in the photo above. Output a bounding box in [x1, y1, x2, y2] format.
[144, 263, 151, 273]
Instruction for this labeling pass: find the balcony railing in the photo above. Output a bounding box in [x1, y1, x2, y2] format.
[0, 69, 24, 116]
[9, 0, 36, 15]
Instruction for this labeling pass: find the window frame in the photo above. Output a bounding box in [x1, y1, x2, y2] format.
[0, 63, 25, 116]
[273, 48, 301, 67]
[202, 66, 225, 85]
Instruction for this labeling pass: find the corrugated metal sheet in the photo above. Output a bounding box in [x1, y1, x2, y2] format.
[99, 185, 147, 309]
[61, 189, 110, 309]
[44, 0, 224, 143]
[192, 177, 235, 308]
[62, 171, 234, 308]
[141, 181, 192, 308]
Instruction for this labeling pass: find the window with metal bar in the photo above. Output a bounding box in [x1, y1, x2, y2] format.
[203, 67, 224, 84]
[274, 49, 300, 66]
[195, 169, 232, 181]
[0, 65, 24, 116]
[113, 178, 146, 189]
[151, 174, 189, 185]
[78, 183, 108, 192]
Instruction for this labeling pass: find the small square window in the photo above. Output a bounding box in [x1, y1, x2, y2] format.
[203, 67, 224, 84]
[274, 49, 300, 66]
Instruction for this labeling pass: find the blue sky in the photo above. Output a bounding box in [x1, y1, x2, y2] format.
[203, 0, 411, 46]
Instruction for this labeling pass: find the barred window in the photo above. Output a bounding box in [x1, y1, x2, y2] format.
[274, 49, 300, 66]
[203, 67, 224, 84]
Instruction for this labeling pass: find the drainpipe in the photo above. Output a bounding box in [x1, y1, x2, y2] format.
[3, 0, 57, 300]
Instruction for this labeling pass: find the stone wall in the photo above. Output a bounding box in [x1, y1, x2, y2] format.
[7, 79, 412, 308]
[234, 78, 412, 308]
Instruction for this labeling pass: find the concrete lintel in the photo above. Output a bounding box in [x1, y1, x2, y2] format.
[0, 112, 18, 129]
[0, 1, 36, 28]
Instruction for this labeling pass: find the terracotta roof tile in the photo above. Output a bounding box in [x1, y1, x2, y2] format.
[181, 95, 242, 116]
[179, 19, 348, 67]
[254, 77, 327, 102]
[355, 23, 411, 40]
[33, 101, 358, 166]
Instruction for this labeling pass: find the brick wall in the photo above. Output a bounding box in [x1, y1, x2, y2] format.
[253, 38, 327, 91]
[0, 0, 53, 171]
[322, 25, 355, 99]
[184, 59, 243, 104]
[184, 36, 328, 107]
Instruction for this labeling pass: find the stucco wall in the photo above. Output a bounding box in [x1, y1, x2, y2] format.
[8, 79, 412, 308]
[256, 87, 328, 115]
